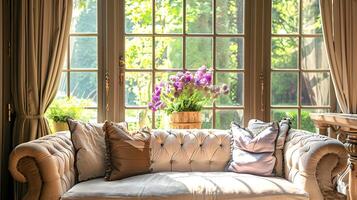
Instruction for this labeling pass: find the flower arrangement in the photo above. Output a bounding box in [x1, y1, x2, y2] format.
[149, 66, 229, 114]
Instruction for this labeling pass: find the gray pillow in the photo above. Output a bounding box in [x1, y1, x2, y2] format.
[227, 121, 279, 176]
[248, 118, 291, 176]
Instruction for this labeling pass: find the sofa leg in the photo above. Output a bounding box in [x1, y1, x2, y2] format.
[345, 130, 357, 200]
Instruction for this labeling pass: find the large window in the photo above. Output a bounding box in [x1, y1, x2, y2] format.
[123, 0, 245, 129]
[270, 0, 331, 131]
[56, 0, 99, 122]
[52, 0, 333, 132]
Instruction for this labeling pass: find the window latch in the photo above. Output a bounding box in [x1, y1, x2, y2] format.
[119, 56, 125, 86]
[105, 72, 110, 112]
[260, 73, 265, 112]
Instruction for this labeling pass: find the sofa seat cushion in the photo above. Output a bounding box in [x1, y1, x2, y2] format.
[61, 172, 308, 200]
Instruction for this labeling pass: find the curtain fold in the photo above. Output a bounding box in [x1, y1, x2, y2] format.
[320, 0, 357, 114]
[11, 0, 72, 146]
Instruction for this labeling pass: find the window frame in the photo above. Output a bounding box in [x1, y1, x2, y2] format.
[267, 0, 335, 129]
[58, 0, 105, 122]
[59, 0, 336, 131]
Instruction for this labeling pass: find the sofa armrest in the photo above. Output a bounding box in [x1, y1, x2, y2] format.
[9, 132, 76, 200]
[284, 129, 348, 200]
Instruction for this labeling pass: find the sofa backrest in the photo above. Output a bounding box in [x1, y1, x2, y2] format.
[150, 129, 232, 172]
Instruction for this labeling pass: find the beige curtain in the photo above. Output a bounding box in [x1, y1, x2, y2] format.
[11, 0, 73, 146]
[320, 0, 357, 114]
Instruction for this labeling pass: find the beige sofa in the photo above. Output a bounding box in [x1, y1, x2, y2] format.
[9, 129, 348, 200]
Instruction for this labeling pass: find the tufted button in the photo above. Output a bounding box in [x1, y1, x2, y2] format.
[150, 129, 233, 172]
[220, 144, 223, 147]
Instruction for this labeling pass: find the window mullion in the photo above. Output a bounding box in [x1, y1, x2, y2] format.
[212, 0, 217, 129]
[152, 0, 156, 128]
[298, 0, 303, 129]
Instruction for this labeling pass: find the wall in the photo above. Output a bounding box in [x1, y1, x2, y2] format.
[0, 0, 4, 196]
[1, 0, 14, 199]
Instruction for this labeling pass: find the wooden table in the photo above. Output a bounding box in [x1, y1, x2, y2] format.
[310, 113, 357, 200]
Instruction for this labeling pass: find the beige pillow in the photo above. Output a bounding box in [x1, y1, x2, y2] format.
[103, 121, 151, 181]
[67, 119, 127, 182]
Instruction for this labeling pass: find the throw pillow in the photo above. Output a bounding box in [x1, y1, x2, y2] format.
[227, 121, 279, 176]
[67, 119, 104, 181]
[103, 121, 151, 181]
[248, 118, 291, 176]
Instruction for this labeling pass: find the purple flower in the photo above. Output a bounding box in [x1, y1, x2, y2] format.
[203, 73, 212, 84]
[198, 65, 207, 73]
[176, 72, 184, 78]
[148, 102, 153, 109]
[199, 78, 208, 86]
[166, 85, 171, 93]
[173, 81, 183, 91]
[152, 94, 160, 102]
[184, 71, 193, 83]
[149, 65, 230, 112]
[169, 75, 177, 82]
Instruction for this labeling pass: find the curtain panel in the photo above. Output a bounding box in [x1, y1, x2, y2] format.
[320, 0, 357, 114]
[11, 0, 72, 146]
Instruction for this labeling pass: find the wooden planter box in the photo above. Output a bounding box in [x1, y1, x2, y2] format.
[170, 111, 202, 129]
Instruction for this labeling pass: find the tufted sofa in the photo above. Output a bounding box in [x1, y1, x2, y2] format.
[9, 129, 348, 200]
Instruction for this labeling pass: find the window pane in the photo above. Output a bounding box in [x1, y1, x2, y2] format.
[216, 72, 243, 106]
[125, 109, 152, 130]
[125, 0, 152, 33]
[155, 72, 176, 83]
[125, 37, 152, 69]
[202, 109, 213, 129]
[125, 72, 152, 106]
[155, 37, 183, 69]
[70, 72, 98, 106]
[272, 0, 299, 34]
[56, 72, 67, 98]
[216, 110, 243, 129]
[216, 0, 244, 34]
[63, 53, 68, 69]
[186, 37, 213, 69]
[155, 110, 170, 129]
[271, 37, 298, 69]
[271, 109, 298, 128]
[71, 0, 97, 33]
[216, 37, 244, 69]
[155, 0, 183, 33]
[301, 109, 329, 132]
[301, 37, 328, 70]
[302, 0, 322, 34]
[82, 109, 98, 123]
[271, 72, 298, 106]
[70, 37, 97, 69]
[301, 72, 330, 106]
[186, 0, 213, 33]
